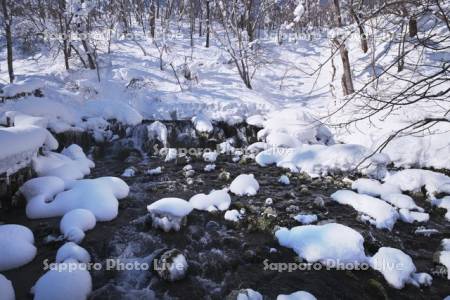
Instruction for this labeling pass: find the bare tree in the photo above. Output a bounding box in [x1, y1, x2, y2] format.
[1, 0, 14, 83]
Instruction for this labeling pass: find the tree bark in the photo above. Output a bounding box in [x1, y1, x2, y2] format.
[1, 0, 14, 83]
[205, 0, 210, 48]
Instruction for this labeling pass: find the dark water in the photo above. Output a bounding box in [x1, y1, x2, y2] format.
[1, 141, 450, 299]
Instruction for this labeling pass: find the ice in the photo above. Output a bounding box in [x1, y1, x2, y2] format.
[293, 214, 318, 224]
[192, 113, 213, 133]
[0, 224, 37, 271]
[0, 274, 15, 300]
[147, 198, 193, 232]
[224, 209, 243, 222]
[331, 190, 399, 230]
[26, 177, 129, 221]
[277, 291, 317, 300]
[189, 189, 231, 211]
[398, 209, 429, 223]
[60, 209, 97, 243]
[203, 151, 218, 162]
[384, 169, 450, 197]
[32, 258, 92, 300]
[278, 175, 290, 185]
[369, 247, 432, 289]
[230, 174, 259, 196]
[56, 242, 91, 264]
[275, 223, 367, 265]
[147, 121, 168, 146]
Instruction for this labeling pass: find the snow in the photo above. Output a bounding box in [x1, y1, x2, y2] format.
[293, 2, 306, 23]
[147, 198, 193, 232]
[236, 289, 263, 300]
[293, 214, 318, 225]
[384, 169, 450, 197]
[32, 258, 92, 300]
[147, 121, 168, 146]
[0, 274, 15, 300]
[121, 167, 136, 177]
[0, 224, 37, 271]
[331, 190, 399, 230]
[20, 176, 65, 201]
[0, 77, 44, 97]
[255, 144, 387, 178]
[164, 148, 178, 162]
[351, 178, 401, 198]
[230, 174, 260, 196]
[203, 151, 218, 162]
[224, 209, 242, 222]
[275, 223, 367, 266]
[166, 253, 189, 282]
[204, 164, 216, 172]
[277, 291, 317, 300]
[60, 209, 97, 243]
[146, 167, 162, 175]
[398, 209, 429, 223]
[278, 175, 290, 185]
[381, 194, 423, 211]
[26, 177, 129, 221]
[192, 113, 213, 133]
[246, 115, 265, 127]
[189, 189, 231, 211]
[369, 247, 432, 289]
[56, 242, 91, 264]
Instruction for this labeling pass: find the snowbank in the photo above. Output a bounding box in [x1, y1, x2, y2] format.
[275, 223, 367, 265]
[0, 224, 37, 271]
[369, 247, 432, 289]
[189, 189, 231, 211]
[230, 174, 259, 196]
[331, 190, 399, 230]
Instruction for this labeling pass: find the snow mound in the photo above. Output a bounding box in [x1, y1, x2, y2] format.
[256, 144, 387, 178]
[381, 193, 423, 211]
[164, 148, 177, 162]
[189, 189, 231, 211]
[192, 114, 213, 133]
[0, 224, 37, 271]
[277, 291, 317, 300]
[275, 223, 367, 265]
[146, 167, 162, 175]
[0, 274, 15, 300]
[147, 198, 193, 232]
[398, 209, 429, 223]
[121, 167, 136, 177]
[246, 114, 265, 127]
[224, 209, 242, 222]
[293, 214, 318, 224]
[258, 108, 333, 146]
[84, 99, 142, 126]
[56, 242, 91, 264]
[369, 247, 432, 289]
[204, 164, 216, 172]
[203, 151, 218, 162]
[32, 258, 92, 300]
[432, 196, 450, 221]
[61, 144, 95, 170]
[384, 169, 450, 197]
[20, 176, 65, 202]
[0, 77, 43, 97]
[230, 174, 259, 196]
[331, 190, 399, 230]
[236, 289, 263, 300]
[60, 209, 97, 243]
[278, 175, 290, 185]
[352, 178, 401, 197]
[26, 177, 129, 221]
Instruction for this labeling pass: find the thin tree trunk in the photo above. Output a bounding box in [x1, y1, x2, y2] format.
[150, 1, 156, 38]
[205, 0, 210, 47]
[1, 0, 14, 83]
[349, 0, 368, 53]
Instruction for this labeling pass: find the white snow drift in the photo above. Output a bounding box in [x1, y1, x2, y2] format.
[230, 174, 259, 196]
[189, 189, 231, 211]
[60, 209, 97, 243]
[0, 224, 37, 271]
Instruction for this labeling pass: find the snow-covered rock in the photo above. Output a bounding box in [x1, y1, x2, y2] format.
[147, 121, 168, 146]
[203, 151, 218, 162]
[164, 148, 177, 162]
[369, 247, 432, 289]
[331, 190, 399, 230]
[20, 176, 65, 202]
[204, 164, 216, 172]
[147, 198, 193, 232]
[246, 114, 265, 127]
[60, 209, 97, 243]
[0, 274, 15, 300]
[0, 224, 37, 271]
[384, 169, 450, 197]
[146, 167, 162, 175]
[275, 223, 367, 265]
[235, 288, 263, 300]
[224, 209, 242, 222]
[154, 249, 188, 282]
[192, 114, 213, 133]
[351, 178, 401, 197]
[121, 167, 136, 177]
[56, 242, 91, 264]
[26, 177, 129, 221]
[277, 291, 317, 300]
[230, 174, 259, 196]
[189, 189, 231, 211]
[278, 175, 290, 185]
[432, 196, 450, 221]
[293, 214, 318, 225]
[398, 209, 429, 223]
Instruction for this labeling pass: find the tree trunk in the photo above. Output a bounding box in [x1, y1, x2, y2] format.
[205, 0, 210, 48]
[1, 0, 14, 83]
[349, 1, 368, 53]
[150, 1, 156, 38]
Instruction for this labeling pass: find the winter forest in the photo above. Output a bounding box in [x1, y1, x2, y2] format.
[0, 0, 449, 299]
